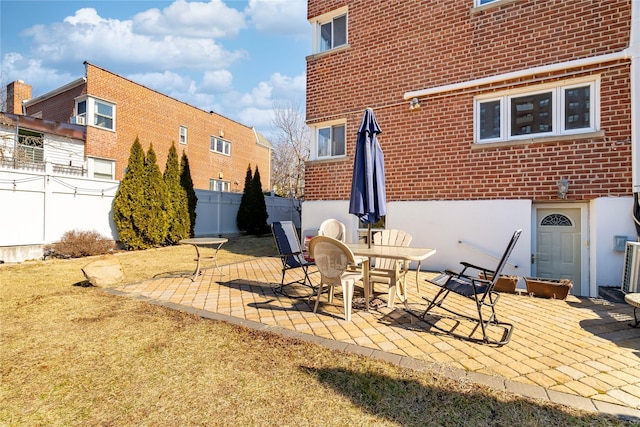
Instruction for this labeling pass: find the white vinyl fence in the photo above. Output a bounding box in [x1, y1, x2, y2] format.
[0, 167, 300, 262]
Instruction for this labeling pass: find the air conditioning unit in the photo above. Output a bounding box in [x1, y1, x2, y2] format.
[622, 241, 640, 293]
[71, 115, 85, 125]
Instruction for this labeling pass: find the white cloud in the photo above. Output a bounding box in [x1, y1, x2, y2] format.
[245, 0, 308, 37]
[126, 70, 194, 93]
[0, 53, 76, 95]
[132, 0, 246, 39]
[201, 70, 233, 92]
[238, 106, 274, 130]
[21, 7, 247, 72]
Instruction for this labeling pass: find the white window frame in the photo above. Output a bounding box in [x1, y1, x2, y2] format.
[310, 6, 348, 54]
[311, 119, 347, 160]
[210, 136, 231, 155]
[88, 157, 115, 180]
[474, 76, 599, 144]
[179, 126, 187, 145]
[209, 179, 230, 192]
[74, 96, 116, 131]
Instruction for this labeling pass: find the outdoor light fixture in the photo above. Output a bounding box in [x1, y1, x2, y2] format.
[219, 130, 224, 138]
[557, 179, 569, 199]
[409, 97, 421, 110]
[219, 171, 224, 179]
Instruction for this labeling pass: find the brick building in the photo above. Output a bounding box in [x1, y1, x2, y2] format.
[6, 62, 272, 192]
[302, 0, 640, 296]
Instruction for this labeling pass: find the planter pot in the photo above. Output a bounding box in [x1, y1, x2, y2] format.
[524, 277, 573, 300]
[479, 273, 519, 293]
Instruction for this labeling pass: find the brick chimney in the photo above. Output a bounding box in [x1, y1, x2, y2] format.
[6, 80, 32, 115]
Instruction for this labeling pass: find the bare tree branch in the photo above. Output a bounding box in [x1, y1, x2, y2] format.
[271, 100, 310, 199]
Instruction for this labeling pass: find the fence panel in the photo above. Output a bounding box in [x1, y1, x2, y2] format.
[0, 168, 299, 261]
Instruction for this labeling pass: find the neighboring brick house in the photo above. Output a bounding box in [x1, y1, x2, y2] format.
[6, 62, 272, 192]
[303, 0, 639, 296]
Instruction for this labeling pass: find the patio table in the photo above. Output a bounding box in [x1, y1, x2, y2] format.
[346, 243, 436, 310]
[179, 237, 228, 280]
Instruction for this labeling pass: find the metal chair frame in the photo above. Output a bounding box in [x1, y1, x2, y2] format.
[421, 229, 522, 346]
[271, 221, 315, 297]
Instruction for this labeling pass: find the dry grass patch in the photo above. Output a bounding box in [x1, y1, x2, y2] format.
[1, 234, 635, 426]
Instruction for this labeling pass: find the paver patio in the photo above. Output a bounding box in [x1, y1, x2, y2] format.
[109, 256, 640, 420]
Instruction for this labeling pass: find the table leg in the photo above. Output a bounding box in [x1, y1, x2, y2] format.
[212, 242, 225, 275]
[363, 258, 370, 311]
[192, 244, 202, 281]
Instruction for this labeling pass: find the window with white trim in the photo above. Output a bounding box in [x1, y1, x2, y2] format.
[475, 77, 598, 143]
[74, 96, 115, 131]
[89, 157, 115, 180]
[314, 122, 346, 159]
[311, 6, 348, 54]
[179, 126, 187, 145]
[209, 179, 230, 192]
[210, 136, 231, 155]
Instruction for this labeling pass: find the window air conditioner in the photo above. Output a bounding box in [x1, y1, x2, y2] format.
[621, 241, 640, 293]
[72, 115, 85, 125]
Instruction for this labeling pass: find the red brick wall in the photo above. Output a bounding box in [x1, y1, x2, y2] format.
[305, 0, 632, 202]
[25, 64, 271, 191]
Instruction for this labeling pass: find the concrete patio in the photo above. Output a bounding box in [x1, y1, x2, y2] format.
[108, 256, 640, 421]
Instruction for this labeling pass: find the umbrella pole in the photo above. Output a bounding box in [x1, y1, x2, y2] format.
[368, 223, 372, 248]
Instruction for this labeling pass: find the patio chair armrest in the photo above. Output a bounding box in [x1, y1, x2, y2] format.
[445, 269, 491, 288]
[459, 262, 495, 275]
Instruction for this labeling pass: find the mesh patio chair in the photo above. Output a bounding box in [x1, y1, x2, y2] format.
[309, 236, 363, 322]
[369, 229, 413, 307]
[271, 221, 315, 297]
[421, 229, 522, 346]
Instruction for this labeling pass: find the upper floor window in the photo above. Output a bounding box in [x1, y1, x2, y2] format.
[210, 179, 230, 192]
[179, 126, 187, 145]
[475, 77, 598, 144]
[320, 14, 347, 52]
[476, 0, 500, 6]
[74, 96, 115, 131]
[311, 6, 348, 54]
[314, 122, 346, 159]
[210, 136, 231, 155]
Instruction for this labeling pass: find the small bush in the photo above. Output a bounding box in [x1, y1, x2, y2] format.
[45, 230, 116, 259]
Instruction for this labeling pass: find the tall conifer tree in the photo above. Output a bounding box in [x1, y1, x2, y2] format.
[250, 166, 269, 234]
[180, 152, 198, 237]
[164, 143, 190, 244]
[113, 138, 147, 249]
[141, 144, 169, 246]
[236, 164, 253, 233]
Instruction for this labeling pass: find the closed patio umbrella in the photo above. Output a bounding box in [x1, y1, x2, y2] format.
[349, 108, 386, 248]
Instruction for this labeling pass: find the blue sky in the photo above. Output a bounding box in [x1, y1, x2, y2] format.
[0, 0, 309, 138]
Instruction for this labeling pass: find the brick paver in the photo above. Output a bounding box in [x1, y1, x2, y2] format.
[110, 256, 640, 417]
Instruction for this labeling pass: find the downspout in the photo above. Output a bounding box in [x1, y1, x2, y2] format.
[630, 0, 640, 192]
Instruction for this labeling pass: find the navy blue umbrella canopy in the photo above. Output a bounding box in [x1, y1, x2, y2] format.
[349, 108, 386, 244]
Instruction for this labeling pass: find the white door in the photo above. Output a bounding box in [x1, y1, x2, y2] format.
[535, 208, 581, 294]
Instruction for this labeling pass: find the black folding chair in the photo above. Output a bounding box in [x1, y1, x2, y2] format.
[271, 221, 315, 297]
[421, 229, 522, 346]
